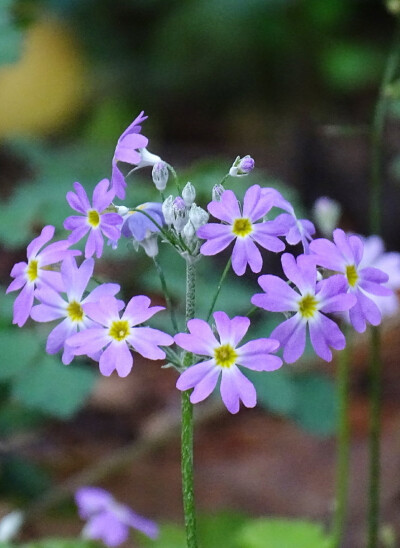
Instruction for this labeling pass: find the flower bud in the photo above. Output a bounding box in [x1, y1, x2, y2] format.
[212, 184, 225, 202]
[313, 196, 341, 237]
[162, 195, 174, 225]
[182, 182, 196, 206]
[189, 204, 209, 229]
[172, 196, 188, 232]
[141, 234, 159, 257]
[229, 155, 255, 177]
[182, 221, 196, 243]
[152, 161, 169, 191]
[0, 511, 24, 542]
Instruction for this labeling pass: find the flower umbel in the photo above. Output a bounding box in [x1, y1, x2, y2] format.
[175, 311, 282, 413]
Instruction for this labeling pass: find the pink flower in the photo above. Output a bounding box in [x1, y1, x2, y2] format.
[67, 295, 173, 377]
[175, 311, 282, 413]
[6, 225, 79, 327]
[64, 179, 122, 258]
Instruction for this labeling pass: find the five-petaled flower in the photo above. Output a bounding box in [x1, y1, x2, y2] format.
[64, 179, 122, 258]
[67, 295, 173, 377]
[175, 311, 282, 413]
[197, 185, 290, 276]
[310, 228, 392, 332]
[30, 257, 121, 364]
[6, 225, 79, 327]
[251, 253, 356, 363]
[76, 486, 158, 547]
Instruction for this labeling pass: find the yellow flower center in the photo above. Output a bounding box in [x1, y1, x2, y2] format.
[298, 293, 319, 319]
[66, 300, 84, 322]
[214, 344, 238, 368]
[108, 320, 130, 341]
[345, 264, 359, 288]
[26, 259, 39, 282]
[87, 209, 100, 227]
[232, 217, 253, 238]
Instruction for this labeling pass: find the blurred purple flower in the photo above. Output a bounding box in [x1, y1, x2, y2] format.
[121, 202, 165, 257]
[197, 185, 289, 276]
[175, 311, 282, 414]
[64, 179, 122, 259]
[310, 229, 393, 332]
[261, 188, 316, 252]
[67, 295, 173, 377]
[30, 257, 120, 364]
[111, 111, 149, 199]
[252, 253, 356, 363]
[76, 486, 158, 547]
[6, 225, 79, 327]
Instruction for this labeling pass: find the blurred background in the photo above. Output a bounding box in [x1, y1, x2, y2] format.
[1, 1, 400, 547]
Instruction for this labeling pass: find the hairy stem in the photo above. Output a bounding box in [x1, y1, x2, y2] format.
[332, 327, 351, 548]
[368, 17, 400, 548]
[181, 261, 198, 548]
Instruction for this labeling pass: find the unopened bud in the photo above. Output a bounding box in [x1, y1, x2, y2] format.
[229, 155, 255, 177]
[172, 197, 188, 232]
[182, 182, 196, 206]
[0, 511, 24, 542]
[212, 184, 225, 202]
[152, 162, 169, 191]
[313, 196, 341, 237]
[162, 195, 174, 225]
[189, 204, 209, 229]
[182, 221, 196, 243]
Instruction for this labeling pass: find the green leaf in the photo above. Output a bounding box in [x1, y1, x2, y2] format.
[0, 1, 24, 66]
[139, 523, 186, 548]
[0, 456, 50, 499]
[291, 374, 337, 437]
[251, 370, 297, 415]
[198, 512, 248, 548]
[236, 518, 333, 548]
[0, 330, 41, 380]
[12, 356, 97, 419]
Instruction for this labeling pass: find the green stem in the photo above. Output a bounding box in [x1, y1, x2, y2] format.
[206, 258, 232, 321]
[153, 256, 179, 333]
[166, 163, 182, 194]
[332, 326, 351, 548]
[367, 18, 400, 548]
[181, 261, 198, 548]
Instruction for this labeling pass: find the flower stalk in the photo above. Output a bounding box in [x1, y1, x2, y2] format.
[181, 261, 198, 548]
[368, 16, 400, 548]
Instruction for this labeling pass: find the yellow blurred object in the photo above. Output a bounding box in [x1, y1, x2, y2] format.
[0, 19, 87, 137]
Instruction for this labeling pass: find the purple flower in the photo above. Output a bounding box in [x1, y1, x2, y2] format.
[251, 253, 356, 363]
[64, 179, 122, 259]
[175, 311, 282, 414]
[111, 111, 149, 200]
[30, 257, 121, 364]
[359, 235, 400, 317]
[121, 202, 165, 257]
[67, 295, 173, 377]
[309, 229, 393, 332]
[6, 225, 79, 327]
[75, 486, 158, 547]
[197, 185, 289, 276]
[261, 188, 316, 252]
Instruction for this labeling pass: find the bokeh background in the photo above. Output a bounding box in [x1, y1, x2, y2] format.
[1, 1, 400, 547]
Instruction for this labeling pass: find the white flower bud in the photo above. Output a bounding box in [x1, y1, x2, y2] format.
[172, 197, 188, 233]
[116, 205, 129, 218]
[182, 182, 196, 206]
[152, 161, 169, 191]
[229, 155, 255, 177]
[141, 234, 159, 257]
[189, 204, 209, 229]
[313, 197, 341, 237]
[162, 195, 174, 225]
[212, 184, 225, 202]
[182, 221, 196, 243]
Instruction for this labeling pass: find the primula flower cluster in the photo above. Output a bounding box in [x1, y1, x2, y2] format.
[7, 110, 397, 421]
